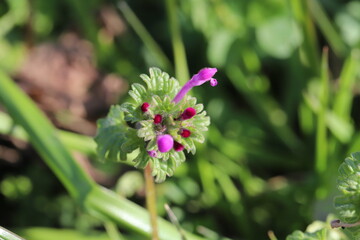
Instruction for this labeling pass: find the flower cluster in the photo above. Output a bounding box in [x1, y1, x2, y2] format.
[95, 67, 218, 182]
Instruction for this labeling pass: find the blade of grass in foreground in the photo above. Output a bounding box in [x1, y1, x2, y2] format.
[0, 111, 97, 157]
[0, 227, 24, 240]
[0, 71, 205, 240]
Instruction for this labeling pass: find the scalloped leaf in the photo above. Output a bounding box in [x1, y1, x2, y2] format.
[140, 67, 180, 98]
[334, 152, 360, 238]
[149, 151, 185, 182]
[133, 150, 150, 169]
[128, 83, 147, 104]
[138, 120, 156, 141]
[286, 229, 326, 240]
[120, 102, 142, 123]
[95, 105, 133, 161]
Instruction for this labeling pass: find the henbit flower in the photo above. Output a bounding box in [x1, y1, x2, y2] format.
[154, 114, 162, 124]
[181, 107, 196, 120]
[147, 150, 157, 158]
[180, 129, 191, 138]
[173, 141, 184, 152]
[141, 102, 150, 112]
[172, 68, 218, 103]
[157, 134, 174, 153]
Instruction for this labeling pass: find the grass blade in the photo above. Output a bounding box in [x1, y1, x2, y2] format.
[165, 0, 189, 84]
[117, 1, 173, 72]
[0, 227, 24, 240]
[307, 0, 347, 57]
[0, 71, 94, 201]
[315, 47, 329, 197]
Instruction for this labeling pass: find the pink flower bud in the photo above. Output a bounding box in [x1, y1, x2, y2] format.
[210, 78, 218, 86]
[147, 150, 157, 158]
[157, 134, 174, 153]
[180, 129, 191, 138]
[181, 108, 196, 120]
[154, 114, 162, 124]
[141, 102, 150, 112]
[173, 141, 184, 152]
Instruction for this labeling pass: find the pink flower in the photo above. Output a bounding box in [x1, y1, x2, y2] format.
[172, 68, 218, 103]
[154, 114, 162, 124]
[157, 134, 174, 153]
[173, 141, 184, 152]
[147, 150, 157, 157]
[181, 108, 196, 120]
[141, 102, 150, 112]
[180, 129, 191, 138]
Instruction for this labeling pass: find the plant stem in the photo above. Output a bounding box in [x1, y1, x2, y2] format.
[331, 219, 360, 229]
[144, 164, 159, 240]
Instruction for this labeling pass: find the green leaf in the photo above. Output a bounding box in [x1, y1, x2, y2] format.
[137, 120, 156, 141]
[133, 150, 150, 169]
[128, 83, 147, 104]
[120, 102, 142, 123]
[256, 15, 302, 59]
[140, 67, 180, 98]
[286, 229, 326, 240]
[95, 105, 134, 161]
[334, 152, 360, 238]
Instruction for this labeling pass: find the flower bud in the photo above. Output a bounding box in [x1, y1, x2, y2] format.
[141, 102, 150, 112]
[147, 150, 157, 158]
[173, 141, 184, 152]
[210, 78, 218, 86]
[157, 134, 174, 153]
[181, 107, 196, 120]
[180, 129, 191, 138]
[154, 114, 162, 124]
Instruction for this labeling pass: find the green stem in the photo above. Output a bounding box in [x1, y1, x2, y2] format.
[145, 164, 159, 240]
[104, 221, 125, 240]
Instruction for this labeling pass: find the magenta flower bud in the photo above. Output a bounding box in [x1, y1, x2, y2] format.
[210, 78, 218, 86]
[157, 134, 174, 153]
[173, 141, 184, 152]
[173, 68, 218, 103]
[147, 150, 157, 158]
[154, 114, 162, 124]
[141, 102, 150, 112]
[180, 129, 191, 138]
[181, 108, 196, 120]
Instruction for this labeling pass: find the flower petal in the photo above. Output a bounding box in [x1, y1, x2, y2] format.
[157, 134, 174, 153]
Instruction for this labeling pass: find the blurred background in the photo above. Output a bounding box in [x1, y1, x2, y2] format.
[0, 0, 360, 239]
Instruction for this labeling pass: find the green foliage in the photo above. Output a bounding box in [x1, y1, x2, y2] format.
[95, 105, 133, 161]
[286, 229, 326, 240]
[285, 218, 348, 240]
[335, 152, 360, 238]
